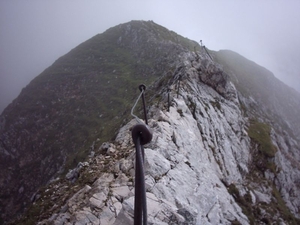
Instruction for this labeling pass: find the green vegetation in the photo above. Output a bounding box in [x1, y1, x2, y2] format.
[271, 186, 300, 224]
[210, 100, 221, 111]
[177, 109, 184, 117]
[213, 49, 300, 224]
[240, 119, 299, 224]
[4, 20, 185, 171]
[247, 119, 279, 174]
[3, 20, 300, 225]
[226, 183, 255, 224]
[226, 181, 300, 224]
[213, 49, 300, 144]
[230, 219, 242, 225]
[2, 20, 200, 223]
[224, 119, 300, 224]
[213, 50, 273, 100]
[247, 119, 277, 158]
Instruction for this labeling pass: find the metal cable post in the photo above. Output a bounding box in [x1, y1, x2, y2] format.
[177, 75, 182, 98]
[132, 125, 152, 225]
[131, 84, 153, 225]
[167, 88, 171, 112]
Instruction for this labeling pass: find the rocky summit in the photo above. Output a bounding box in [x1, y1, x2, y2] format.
[1, 20, 300, 224]
[0, 20, 196, 223]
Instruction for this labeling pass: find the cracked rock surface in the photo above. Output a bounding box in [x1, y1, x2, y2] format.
[36, 53, 300, 225]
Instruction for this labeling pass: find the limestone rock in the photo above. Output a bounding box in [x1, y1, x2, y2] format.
[36, 50, 300, 224]
[12, 25, 300, 225]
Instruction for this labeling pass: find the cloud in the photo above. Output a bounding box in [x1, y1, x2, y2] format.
[1, 0, 300, 113]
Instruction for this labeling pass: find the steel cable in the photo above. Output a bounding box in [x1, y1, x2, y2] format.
[131, 89, 145, 124]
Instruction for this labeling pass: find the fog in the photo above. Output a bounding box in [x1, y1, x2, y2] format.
[1, 0, 300, 114]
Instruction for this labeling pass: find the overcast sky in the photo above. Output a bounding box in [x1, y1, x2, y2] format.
[1, 0, 300, 113]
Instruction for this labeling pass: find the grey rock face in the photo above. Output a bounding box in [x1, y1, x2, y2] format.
[2, 20, 299, 225]
[0, 20, 194, 222]
[36, 50, 300, 225]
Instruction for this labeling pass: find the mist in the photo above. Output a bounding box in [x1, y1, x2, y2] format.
[1, 0, 300, 114]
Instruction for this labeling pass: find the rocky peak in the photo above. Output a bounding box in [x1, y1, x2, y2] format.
[0, 20, 195, 222]
[2, 21, 300, 224]
[214, 50, 300, 138]
[11, 49, 300, 224]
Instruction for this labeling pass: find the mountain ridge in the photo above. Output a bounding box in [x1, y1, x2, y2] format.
[1, 20, 300, 224]
[213, 49, 300, 139]
[0, 20, 201, 223]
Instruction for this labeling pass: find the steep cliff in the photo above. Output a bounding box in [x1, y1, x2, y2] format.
[0, 20, 198, 222]
[1, 20, 300, 224]
[16, 48, 300, 225]
[213, 50, 300, 138]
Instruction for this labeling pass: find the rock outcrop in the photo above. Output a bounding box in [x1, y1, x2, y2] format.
[0, 20, 197, 222]
[23, 50, 300, 225]
[2, 21, 300, 224]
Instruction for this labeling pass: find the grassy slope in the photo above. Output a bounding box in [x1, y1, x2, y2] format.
[214, 50, 300, 224]
[213, 50, 300, 137]
[0, 20, 200, 222]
